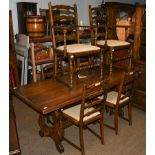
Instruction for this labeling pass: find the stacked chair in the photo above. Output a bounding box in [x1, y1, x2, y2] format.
[89, 5, 132, 73]
[48, 2, 101, 87]
[28, 43, 54, 82]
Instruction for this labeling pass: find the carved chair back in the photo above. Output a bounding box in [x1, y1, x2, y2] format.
[89, 5, 108, 46]
[48, 3, 80, 50]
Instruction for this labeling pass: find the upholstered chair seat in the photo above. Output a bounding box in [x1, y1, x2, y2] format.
[57, 44, 100, 54]
[98, 91, 129, 105]
[97, 40, 130, 47]
[62, 104, 100, 122]
[61, 79, 108, 155]
[99, 71, 138, 135]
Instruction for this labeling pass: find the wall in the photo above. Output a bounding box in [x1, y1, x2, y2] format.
[9, 0, 145, 35]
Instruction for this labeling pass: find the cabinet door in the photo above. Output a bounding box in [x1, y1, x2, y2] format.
[133, 61, 146, 111]
[105, 2, 134, 39]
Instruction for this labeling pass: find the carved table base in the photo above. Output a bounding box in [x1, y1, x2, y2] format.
[38, 110, 64, 153]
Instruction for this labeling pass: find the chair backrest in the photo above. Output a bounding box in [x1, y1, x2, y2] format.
[80, 79, 108, 124]
[89, 5, 108, 45]
[116, 70, 138, 106]
[39, 8, 50, 35]
[39, 8, 49, 20]
[48, 2, 80, 49]
[15, 34, 29, 57]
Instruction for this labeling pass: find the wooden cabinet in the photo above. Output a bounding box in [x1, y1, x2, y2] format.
[101, 2, 146, 110]
[133, 60, 146, 110]
[133, 4, 146, 111]
[17, 2, 37, 34]
[104, 2, 135, 39]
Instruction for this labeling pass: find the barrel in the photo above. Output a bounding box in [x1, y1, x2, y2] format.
[26, 16, 45, 38]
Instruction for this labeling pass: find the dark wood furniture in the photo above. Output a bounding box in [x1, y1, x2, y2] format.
[39, 8, 51, 35]
[133, 5, 146, 111]
[9, 10, 21, 155]
[11, 66, 124, 154]
[89, 5, 132, 73]
[104, 70, 138, 135]
[29, 35, 51, 43]
[104, 2, 135, 40]
[9, 98, 21, 155]
[17, 2, 37, 34]
[62, 79, 108, 155]
[99, 2, 145, 111]
[48, 2, 101, 87]
[133, 60, 145, 110]
[28, 43, 54, 82]
[28, 35, 56, 83]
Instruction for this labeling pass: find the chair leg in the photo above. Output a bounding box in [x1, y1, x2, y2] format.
[100, 117, 104, 145]
[40, 65, 45, 80]
[79, 126, 85, 155]
[128, 103, 132, 126]
[114, 109, 118, 135]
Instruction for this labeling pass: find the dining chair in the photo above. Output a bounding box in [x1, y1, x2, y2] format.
[48, 2, 101, 87]
[39, 8, 50, 35]
[61, 79, 108, 155]
[28, 43, 54, 82]
[100, 70, 138, 135]
[89, 5, 132, 73]
[77, 26, 101, 70]
[15, 34, 30, 85]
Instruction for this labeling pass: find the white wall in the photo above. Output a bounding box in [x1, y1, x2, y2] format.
[9, 0, 145, 35]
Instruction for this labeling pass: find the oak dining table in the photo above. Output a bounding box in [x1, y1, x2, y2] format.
[11, 66, 124, 153]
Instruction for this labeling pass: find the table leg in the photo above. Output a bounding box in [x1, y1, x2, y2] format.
[38, 111, 64, 153]
[54, 53, 57, 78]
[100, 48, 104, 77]
[110, 48, 114, 74]
[69, 54, 74, 87]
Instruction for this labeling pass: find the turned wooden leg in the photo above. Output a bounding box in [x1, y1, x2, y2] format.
[110, 48, 114, 74]
[69, 54, 74, 87]
[54, 53, 57, 78]
[40, 65, 45, 80]
[114, 110, 118, 135]
[100, 49, 104, 77]
[128, 46, 132, 71]
[128, 102, 132, 126]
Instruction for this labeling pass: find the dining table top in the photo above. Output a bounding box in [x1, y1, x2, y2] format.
[11, 66, 124, 115]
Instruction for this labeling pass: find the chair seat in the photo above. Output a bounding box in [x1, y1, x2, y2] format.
[57, 43, 100, 54]
[62, 104, 100, 121]
[98, 91, 129, 105]
[97, 39, 130, 47]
